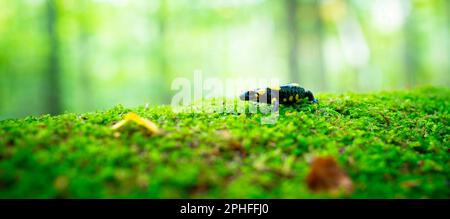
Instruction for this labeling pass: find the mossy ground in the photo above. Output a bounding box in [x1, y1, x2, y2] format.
[0, 87, 449, 198]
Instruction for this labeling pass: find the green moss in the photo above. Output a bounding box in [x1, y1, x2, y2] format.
[0, 87, 449, 198]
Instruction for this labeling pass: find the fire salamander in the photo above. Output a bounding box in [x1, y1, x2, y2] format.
[239, 83, 318, 111]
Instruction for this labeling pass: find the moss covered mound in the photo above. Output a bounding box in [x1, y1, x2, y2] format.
[0, 87, 449, 198]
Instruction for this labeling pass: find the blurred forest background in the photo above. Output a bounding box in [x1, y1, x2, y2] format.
[0, 0, 449, 120]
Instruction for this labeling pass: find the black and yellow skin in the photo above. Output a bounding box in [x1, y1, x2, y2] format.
[239, 83, 318, 111]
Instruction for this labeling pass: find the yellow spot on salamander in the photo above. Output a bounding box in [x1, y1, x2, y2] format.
[257, 89, 266, 96]
[295, 94, 299, 100]
[270, 86, 281, 91]
[283, 98, 287, 102]
[289, 96, 294, 101]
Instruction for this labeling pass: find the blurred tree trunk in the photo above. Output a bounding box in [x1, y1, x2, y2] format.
[79, 32, 92, 110]
[446, 0, 450, 85]
[403, 7, 421, 88]
[79, 0, 92, 111]
[403, 2, 426, 88]
[0, 71, 3, 114]
[156, 0, 171, 104]
[314, 0, 326, 91]
[285, 0, 300, 83]
[45, 0, 61, 115]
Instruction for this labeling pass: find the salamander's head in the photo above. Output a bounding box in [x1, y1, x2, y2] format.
[306, 90, 318, 104]
[239, 90, 258, 101]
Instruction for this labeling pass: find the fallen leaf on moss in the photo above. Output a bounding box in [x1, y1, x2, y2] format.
[111, 112, 160, 135]
[400, 180, 420, 189]
[136, 174, 149, 189]
[54, 176, 69, 191]
[306, 156, 353, 194]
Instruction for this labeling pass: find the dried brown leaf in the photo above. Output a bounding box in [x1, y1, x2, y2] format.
[306, 156, 353, 195]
